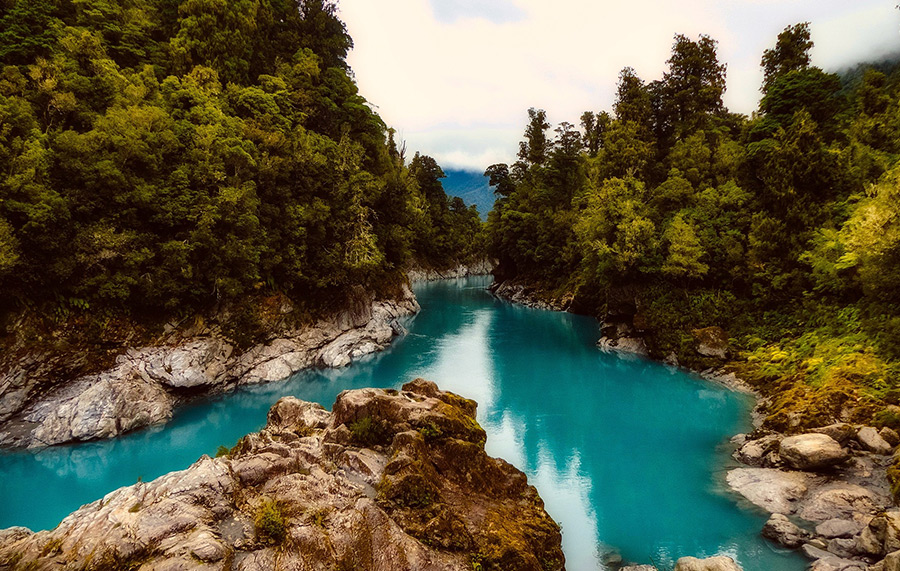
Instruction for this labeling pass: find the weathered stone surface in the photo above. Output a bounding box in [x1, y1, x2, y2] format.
[407, 260, 495, 282]
[797, 483, 880, 522]
[813, 424, 858, 446]
[597, 335, 649, 357]
[621, 566, 657, 571]
[673, 555, 742, 571]
[857, 510, 900, 557]
[816, 518, 864, 539]
[0, 290, 420, 449]
[762, 513, 812, 548]
[802, 544, 868, 570]
[881, 428, 900, 447]
[859, 426, 894, 455]
[7, 369, 175, 448]
[780, 434, 849, 471]
[876, 549, 900, 571]
[726, 467, 810, 514]
[734, 434, 782, 467]
[141, 339, 233, 389]
[0, 382, 565, 571]
[691, 326, 729, 359]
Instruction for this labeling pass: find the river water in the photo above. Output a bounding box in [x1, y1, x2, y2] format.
[0, 276, 805, 570]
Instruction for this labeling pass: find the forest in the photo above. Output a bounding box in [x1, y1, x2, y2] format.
[485, 24, 900, 431]
[0, 0, 482, 334]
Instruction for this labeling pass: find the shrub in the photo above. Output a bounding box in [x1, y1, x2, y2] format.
[255, 499, 287, 544]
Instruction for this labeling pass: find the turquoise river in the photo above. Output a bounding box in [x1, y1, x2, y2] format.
[0, 277, 806, 570]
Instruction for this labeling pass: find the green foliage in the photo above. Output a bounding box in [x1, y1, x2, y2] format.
[254, 498, 287, 544]
[348, 416, 389, 447]
[486, 24, 900, 427]
[215, 445, 230, 458]
[0, 0, 482, 328]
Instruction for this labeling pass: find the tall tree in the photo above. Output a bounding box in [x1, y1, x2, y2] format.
[760, 22, 813, 94]
[517, 107, 550, 166]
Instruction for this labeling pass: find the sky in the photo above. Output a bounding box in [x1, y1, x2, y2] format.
[337, 0, 900, 172]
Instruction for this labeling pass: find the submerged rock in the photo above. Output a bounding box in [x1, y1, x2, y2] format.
[780, 433, 850, 471]
[0, 380, 565, 571]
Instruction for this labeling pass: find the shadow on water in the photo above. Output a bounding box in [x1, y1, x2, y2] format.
[0, 276, 805, 570]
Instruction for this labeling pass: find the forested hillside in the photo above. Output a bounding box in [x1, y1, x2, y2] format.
[486, 25, 900, 431]
[0, 0, 481, 331]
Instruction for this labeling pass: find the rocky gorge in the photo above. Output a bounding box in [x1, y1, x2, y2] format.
[0, 286, 420, 450]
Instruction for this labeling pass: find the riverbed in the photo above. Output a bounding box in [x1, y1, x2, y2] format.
[0, 276, 805, 570]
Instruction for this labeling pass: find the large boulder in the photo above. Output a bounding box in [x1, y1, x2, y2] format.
[858, 426, 894, 455]
[734, 434, 782, 467]
[726, 468, 810, 514]
[780, 434, 849, 471]
[762, 513, 812, 548]
[674, 555, 742, 571]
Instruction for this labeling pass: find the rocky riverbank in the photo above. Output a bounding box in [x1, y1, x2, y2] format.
[0, 380, 565, 571]
[407, 259, 496, 282]
[727, 426, 900, 570]
[0, 286, 420, 449]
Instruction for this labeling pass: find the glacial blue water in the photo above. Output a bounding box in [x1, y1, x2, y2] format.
[0, 276, 805, 570]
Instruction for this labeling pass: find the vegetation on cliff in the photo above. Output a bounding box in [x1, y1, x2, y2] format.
[485, 23, 900, 430]
[0, 0, 483, 344]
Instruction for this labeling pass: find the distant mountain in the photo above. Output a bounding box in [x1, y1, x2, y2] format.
[442, 169, 496, 221]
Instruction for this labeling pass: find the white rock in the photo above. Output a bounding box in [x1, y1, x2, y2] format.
[726, 468, 810, 514]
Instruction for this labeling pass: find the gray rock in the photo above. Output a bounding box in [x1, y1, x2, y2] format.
[797, 483, 880, 522]
[813, 424, 858, 446]
[762, 513, 811, 548]
[735, 434, 782, 467]
[780, 434, 850, 471]
[726, 467, 810, 514]
[816, 519, 863, 539]
[881, 428, 900, 447]
[674, 555, 742, 571]
[621, 566, 657, 571]
[858, 426, 894, 455]
[857, 509, 900, 557]
[597, 336, 649, 357]
[141, 338, 233, 389]
[878, 549, 900, 571]
[802, 544, 868, 570]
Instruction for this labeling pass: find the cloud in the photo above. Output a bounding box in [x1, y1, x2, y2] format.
[339, 0, 897, 172]
[428, 0, 525, 25]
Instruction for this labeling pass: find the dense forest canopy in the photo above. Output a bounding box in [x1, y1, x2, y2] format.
[0, 0, 482, 325]
[486, 24, 900, 431]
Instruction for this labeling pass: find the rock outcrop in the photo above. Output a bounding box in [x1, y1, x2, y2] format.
[407, 259, 495, 282]
[0, 380, 565, 571]
[0, 287, 420, 449]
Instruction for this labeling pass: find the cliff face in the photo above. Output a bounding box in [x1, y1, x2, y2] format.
[0, 286, 420, 449]
[0, 380, 565, 571]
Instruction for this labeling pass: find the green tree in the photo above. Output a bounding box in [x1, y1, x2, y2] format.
[761, 22, 813, 94]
